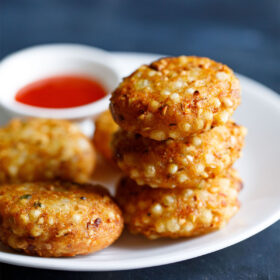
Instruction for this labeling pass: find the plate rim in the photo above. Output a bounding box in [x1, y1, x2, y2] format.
[0, 51, 279, 271]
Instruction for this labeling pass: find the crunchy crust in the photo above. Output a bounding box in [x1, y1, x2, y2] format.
[0, 118, 96, 183]
[112, 121, 246, 189]
[93, 110, 119, 162]
[110, 56, 241, 140]
[0, 181, 123, 257]
[116, 169, 241, 239]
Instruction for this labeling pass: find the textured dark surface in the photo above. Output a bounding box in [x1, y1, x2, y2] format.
[0, 0, 280, 279]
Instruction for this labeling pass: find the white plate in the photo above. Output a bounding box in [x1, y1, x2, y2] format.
[0, 52, 279, 271]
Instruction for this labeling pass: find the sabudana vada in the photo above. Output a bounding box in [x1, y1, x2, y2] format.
[0, 118, 96, 183]
[93, 110, 119, 162]
[113, 121, 246, 189]
[0, 181, 123, 257]
[116, 169, 241, 239]
[110, 56, 240, 140]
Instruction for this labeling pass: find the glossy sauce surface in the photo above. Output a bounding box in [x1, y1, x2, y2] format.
[15, 75, 106, 108]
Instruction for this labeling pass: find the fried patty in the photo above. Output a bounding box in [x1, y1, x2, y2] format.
[93, 110, 119, 162]
[0, 118, 96, 183]
[113, 121, 246, 188]
[0, 181, 123, 257]
[116, 169, 241, 239]
[110, 56, 240, 140]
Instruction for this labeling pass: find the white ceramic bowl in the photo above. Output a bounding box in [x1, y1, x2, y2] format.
[0, 44, 120, 120]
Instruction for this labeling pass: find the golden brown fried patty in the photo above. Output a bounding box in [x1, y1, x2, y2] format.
[110, 56, 240, 140]
[116, 169, 241, 239]
[93, 110, 119, 162]
[0, 118, 96, 183]
[113, 121, 246, 189]
[0, 181, 123, 257]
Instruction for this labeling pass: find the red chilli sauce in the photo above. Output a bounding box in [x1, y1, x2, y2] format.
[15, 75, 106, 108]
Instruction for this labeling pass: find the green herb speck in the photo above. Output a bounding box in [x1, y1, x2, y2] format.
[19, 194, 32, 200]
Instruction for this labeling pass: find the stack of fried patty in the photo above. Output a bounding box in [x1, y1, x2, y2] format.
[110, 56, 247, 239]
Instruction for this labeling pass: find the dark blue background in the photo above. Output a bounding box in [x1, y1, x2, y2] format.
[0, 0, 280, 279]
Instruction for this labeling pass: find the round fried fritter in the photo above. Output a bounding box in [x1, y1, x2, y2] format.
[0, 181, 123, 257]
[116, 169, 241, 239]
[113, 121, 246, 189]
[110, 56, 241, 140]
[93, 110, 119, 162]
[0, 118, 96, 183]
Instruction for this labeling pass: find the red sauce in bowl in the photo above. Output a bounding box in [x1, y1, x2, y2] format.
[15, 75, 106, 109]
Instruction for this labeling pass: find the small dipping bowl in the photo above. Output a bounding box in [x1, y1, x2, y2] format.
[0, 44, 120, 135]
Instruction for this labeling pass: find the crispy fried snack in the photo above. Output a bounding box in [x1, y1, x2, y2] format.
[93, 110, 119, 162]
[0, 118, 96, 183]
[0, 181, 123, 257]
[113, 121, 246, 188]
[110, 56, 240, 140]
[116, 169, 241, 239]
